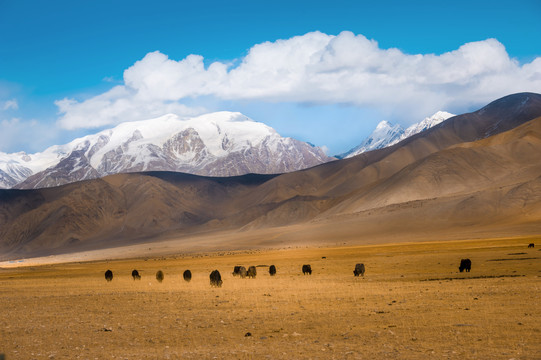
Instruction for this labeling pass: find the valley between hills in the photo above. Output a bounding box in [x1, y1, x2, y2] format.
[1, 92, 541, 262]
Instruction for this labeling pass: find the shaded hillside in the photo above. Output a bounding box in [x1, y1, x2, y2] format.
[1, 93, 541, 259]
[0, 173, 277, 258]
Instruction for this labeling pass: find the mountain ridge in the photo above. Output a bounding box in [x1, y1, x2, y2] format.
[0, 111, 333, 189]
[1, 92, 541, 260]
[340, 111, 455, 158]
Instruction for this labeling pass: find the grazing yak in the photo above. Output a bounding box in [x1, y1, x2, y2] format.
[528, 243, 535, 248]
[156, 270, 164, 282]
[183, 270, 192, 282]
[247, 266, 257, 278]
[232, 266, 247, 278]
[131, 269, 141, 280]
[459, 259, 472, 273]
[269, 265, 277, 276]
[104, 270, 113, 282]
[302, 264, 312, 275]
[210, 270, 223, 287]
[353, 263, 365, 277]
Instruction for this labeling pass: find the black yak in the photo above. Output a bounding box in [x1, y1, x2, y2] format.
[156, 270, 164, 282]
[233, 266, 247, 278]
[353, 263, 365, 277]
[247, 266, 257, 278]
[131, 269, 141, 280]
[528, 243, 535, 248]
[269, 265, 277, 276]
[302, 264, 312, 275]
[459, 259, 472, 273]
[210, 270, 223, 287]
[183, 270, 192, 282]
[104, 269, 113, 282]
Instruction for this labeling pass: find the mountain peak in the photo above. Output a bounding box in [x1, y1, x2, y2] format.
[375, 120, 393, 129]
[341, 110, 455, 158]
[431, 110, 454, 118]
[2, 112, 334, 189]
[194, 111, 252, 123]
[339, 120, 404, 158]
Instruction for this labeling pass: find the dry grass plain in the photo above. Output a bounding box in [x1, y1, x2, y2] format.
[1, 237, 540, 359]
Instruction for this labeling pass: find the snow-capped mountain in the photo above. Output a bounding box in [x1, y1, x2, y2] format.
[341, 111, 454, 158]
[400, 111, 455, 140]
[340, 120, 404, 158]
[0, 112, 334, 189]
[0, 148, 70, 188]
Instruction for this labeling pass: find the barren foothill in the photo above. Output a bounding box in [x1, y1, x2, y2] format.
[1, 237, 539, 359]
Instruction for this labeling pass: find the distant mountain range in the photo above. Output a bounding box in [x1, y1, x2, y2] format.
[2, 92, 541, 259]
[339, 111, 455, 158]
[0, 106, 457, 190]
[0, 112, 333, 189]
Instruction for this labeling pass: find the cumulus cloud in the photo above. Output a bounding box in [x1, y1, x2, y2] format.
[56, 31, 541, 129]
[0, 98, 71, 153]
[2, 99, 18, 111]
[0, 117, 59, 153]
[56, 85, 206, 130]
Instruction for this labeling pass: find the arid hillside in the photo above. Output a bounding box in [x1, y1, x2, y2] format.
[1, 93, 541, 260]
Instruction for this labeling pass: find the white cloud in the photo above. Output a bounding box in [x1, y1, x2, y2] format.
[320, 145, 329, 155]
[56, 31, 541, 129]
[0, 117, 58, 153]
[2, 99, 18, 111]
[0, 99, 71, 153]
[102, 76, 119, 83]
[56, 85, 207, 130]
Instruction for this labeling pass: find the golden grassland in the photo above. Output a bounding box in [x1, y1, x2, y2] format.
[0, 237, 540, 359]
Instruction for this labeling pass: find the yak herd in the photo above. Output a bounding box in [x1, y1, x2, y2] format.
[102, 257, 482, 286]
[103, 241, 539, 284]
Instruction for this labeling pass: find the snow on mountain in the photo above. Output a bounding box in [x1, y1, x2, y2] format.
[399, 111, 455, 140]
[341, 111, 455, 158]
[1, 111, 334, 189]
[0, 148, 71, 188]
[340, 120, 404, 158]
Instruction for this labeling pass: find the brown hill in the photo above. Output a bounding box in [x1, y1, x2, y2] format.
[0, 173, 278, 258]
[1, 93, 541, 260]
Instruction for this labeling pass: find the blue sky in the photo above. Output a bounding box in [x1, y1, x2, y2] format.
[1, 0, 540, 155]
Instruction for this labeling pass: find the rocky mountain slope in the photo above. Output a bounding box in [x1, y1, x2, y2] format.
[1, 93, 541, 259]
[340, 111, 454, 158]
[0, 112, 333, 189]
